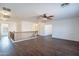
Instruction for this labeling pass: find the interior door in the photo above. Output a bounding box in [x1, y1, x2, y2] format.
[1, 23, 8, 37]
[44, 24, 52, 36]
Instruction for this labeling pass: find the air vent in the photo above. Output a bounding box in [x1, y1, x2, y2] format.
[61, 3, 70, 7]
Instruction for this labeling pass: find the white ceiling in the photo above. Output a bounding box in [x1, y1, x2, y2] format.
[0, 3, 79, 22]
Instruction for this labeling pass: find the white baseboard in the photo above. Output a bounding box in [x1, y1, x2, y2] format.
[52, 36, 79, 42]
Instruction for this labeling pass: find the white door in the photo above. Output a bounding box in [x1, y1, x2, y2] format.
[38, 23, 52, 36]
[1, 24, 8, 36]
[44, 24, 52, 36]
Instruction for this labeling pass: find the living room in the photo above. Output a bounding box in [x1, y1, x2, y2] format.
[0, 3, 79, 56]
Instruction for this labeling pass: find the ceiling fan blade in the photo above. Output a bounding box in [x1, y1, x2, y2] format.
[47, 17, 53, 20]
[49, 15, 54, 17]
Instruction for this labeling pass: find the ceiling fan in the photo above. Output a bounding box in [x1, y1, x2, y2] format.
[38, 14, 54, 23]
[40, 14, 54, 20]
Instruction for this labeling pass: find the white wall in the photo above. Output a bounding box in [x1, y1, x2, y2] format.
[52, 17, 79, 41]
[21, 21, 35, 31]
[0, 21, 16, 32]
[8, 21, 36, 32]
[0, 20, 35, 32]
[8, 22, 16, 32]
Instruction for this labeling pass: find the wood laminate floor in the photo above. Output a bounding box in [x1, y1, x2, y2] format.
[0, 36, 79, 56]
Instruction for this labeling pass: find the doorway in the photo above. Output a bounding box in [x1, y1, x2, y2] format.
[44, 24, 52, 36]
[1, 23, 9, 37]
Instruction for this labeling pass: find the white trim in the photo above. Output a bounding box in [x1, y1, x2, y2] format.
[52, 36, 79, 42]
[11, 37, 37, 43]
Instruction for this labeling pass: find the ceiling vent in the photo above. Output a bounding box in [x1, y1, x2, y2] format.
[61, 3, 70, 7]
